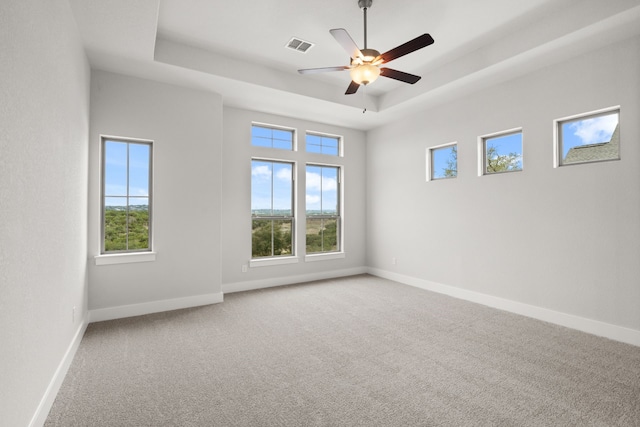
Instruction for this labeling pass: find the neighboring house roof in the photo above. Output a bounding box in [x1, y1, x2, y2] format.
[564, 124, 620, 164]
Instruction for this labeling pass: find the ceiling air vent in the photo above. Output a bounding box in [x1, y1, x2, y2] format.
[286, 37, 314, 53]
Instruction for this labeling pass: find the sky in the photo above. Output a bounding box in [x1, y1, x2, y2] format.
[104, 140, 150, 207]
[561, 113, 618, 158]
[432, 145, 456, 179]
[251, 161, 338, 215]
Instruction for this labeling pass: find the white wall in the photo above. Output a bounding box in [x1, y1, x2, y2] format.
[221, 107, 367, 291]
[88, 71, 224, 314]
[0, 1, 90, 425]
[367, 36, 640, 337]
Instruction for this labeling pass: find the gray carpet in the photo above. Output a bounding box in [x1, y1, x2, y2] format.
[45, 275, 640, 426]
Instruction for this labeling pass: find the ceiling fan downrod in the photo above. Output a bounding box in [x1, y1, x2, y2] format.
[358, 0, 373, 49]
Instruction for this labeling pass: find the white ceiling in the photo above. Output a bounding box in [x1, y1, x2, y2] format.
[69, 0, 640, 130]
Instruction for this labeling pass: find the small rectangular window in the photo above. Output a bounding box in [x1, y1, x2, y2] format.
[427, 143, 457, 181]
[101, 137, 152, 253]
[480, 129, 523, 175]
[251, 124, 295, 150]
[306, 165, 341, 254]
[251, 159, 295, 258]
[306, 132, 341, 156]
[555, 108, 619, 167]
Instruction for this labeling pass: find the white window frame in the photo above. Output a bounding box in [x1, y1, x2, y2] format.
[553, 106, 620, 168]
[95, 135, 155, 266]
[477, 127, 523, 176]
[305, 163, 343, 259]
[249, 158, 298, 267]
[305, 131, 343, 157]
[427, 142, 457, 182]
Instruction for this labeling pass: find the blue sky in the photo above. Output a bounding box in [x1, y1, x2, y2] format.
[485, 132, 523, 170]
[251, 160, 292, 215]
[432, 145, 456, 179]
[104, 140, 150, 207]
[561, 113, 618, 158]
[306, 166, 338, 214]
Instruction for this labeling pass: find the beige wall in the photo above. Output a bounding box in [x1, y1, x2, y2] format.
[0, 1, 90, 425]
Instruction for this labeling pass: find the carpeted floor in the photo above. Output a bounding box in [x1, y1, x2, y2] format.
[45, 275, 640, 426]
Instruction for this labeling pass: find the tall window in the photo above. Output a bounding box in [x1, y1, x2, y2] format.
[555, 108, 619, 166]
[251, 159, 294, 258]
[251, 124, 294, 150]
[101, 138, 152, 253]
[479, 129, 523, 175]
[306, 165, 340, 254]
[306, 133, 341, 156]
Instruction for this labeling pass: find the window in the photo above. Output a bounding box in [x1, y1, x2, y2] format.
[306, 132, 341, 156]
[251, 159, 295, 258]
[101, 137, 152, 253]
[427, 143, 457, 181]
[306, 165, 340, 254]
[251, 124, 294, 150]
[479, 129, 523, 175]
[555, 107, 619, 167]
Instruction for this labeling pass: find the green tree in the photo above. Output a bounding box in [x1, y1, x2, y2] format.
[443, 145, 457, 177]
[486, 145, 522, 173]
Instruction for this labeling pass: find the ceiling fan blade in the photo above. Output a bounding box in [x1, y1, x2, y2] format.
[380, 68, 421, 84]
[298, 66, 350, 74]
[345, 81, 360, 95]
[377, 33, 434, 64]
[330, 28, 363, 60]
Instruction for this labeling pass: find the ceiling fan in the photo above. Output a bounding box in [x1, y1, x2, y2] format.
[298, 0, 434, 95]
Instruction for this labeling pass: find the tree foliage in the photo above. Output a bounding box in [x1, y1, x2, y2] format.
[251, 219, 292, 258]
[486, 146, 522, 173]
[443, 145, 457, 177]
[104, 208, 149, 251]
[306, 219, 338, 253]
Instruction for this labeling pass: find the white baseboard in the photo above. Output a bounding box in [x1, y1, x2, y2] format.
[29, 318, 88, 427]
[222, 267, 368, 294]
[368, 268, 640, 347]
[89, 292, 224, 323]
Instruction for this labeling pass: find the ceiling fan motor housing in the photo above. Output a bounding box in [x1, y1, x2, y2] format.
[358, 0, 373, 9]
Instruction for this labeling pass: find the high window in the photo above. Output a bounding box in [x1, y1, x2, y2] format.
[554, 108, 620, 167]
[306, 165, 340, 254]
[251, 124, 295, 150]
[479, 129, 523, 175]
[101, 137, 152, 253]
[251, 159, 295, 258]
[427, 143, 457, 181]
[306, 132, 341, 156]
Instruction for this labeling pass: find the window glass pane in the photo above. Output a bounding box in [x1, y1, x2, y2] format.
[272, 162, 292, 215]
[306, 218, 338, 253]
[128, 143, 150, 197]
[251, 125, 293, 150]
[252, 219, 293, 258]
[306, 165, 322, 214]
[127, 198, 149, 250]
[104, 141, 127, 196]
[485, 132, 523, 174]
[104, 197, 127, 251]
[431, 145, 457, 180]
[321, 167, 338, 215]
[559, 111, 619, 165]
[251, 160, 273, 214]
[306, 134, 340, 156]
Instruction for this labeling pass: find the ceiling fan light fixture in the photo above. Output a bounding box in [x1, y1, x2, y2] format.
[350, 63, 380, 85]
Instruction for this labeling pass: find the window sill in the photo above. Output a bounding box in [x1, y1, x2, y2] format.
[305, 252, 345, 262]
[249, 256, 299, 268]
[94, 252, 156, 266]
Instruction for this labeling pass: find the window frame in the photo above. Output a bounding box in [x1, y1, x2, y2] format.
[99, 136, 154, 258]
[553, 106, 620, 168]
[305, 163, 342, 257]
[305, 131, 343, 157]
[478, 128, 523, 176]
[251, 122, 297, 151]
[427, 142, 458, 182]
[250, 158, 297, 265]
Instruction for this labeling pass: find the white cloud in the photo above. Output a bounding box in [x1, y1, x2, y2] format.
[276, 168, 291, 181]
[570, 114, 618, 145]
[306, 172, 337, 191]
[306, 195, 320, 204]
[251, 165, 271, 179]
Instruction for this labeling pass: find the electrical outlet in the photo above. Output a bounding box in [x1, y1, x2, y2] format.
[392, 257, 397, 265]
[241, 264, 248, 273]
[72, 306, 76, 323]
